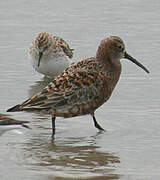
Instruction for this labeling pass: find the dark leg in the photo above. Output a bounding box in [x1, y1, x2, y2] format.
[91, 114, 105, 131]
[52, 116, 56, 137]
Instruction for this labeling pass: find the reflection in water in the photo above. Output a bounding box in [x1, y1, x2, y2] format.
[23, 133, 120, 179]
[0, 113, 30, 132]
[0, 127, 21, 136]
[28, 76, 53, 97]
[47, 175, 120, 180]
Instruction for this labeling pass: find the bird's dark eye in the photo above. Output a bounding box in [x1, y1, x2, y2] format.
[117, 45, 124, 51]
[117, 45, 122, 49]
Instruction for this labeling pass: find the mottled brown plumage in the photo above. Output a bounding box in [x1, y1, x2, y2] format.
[8, 36, 149, 136]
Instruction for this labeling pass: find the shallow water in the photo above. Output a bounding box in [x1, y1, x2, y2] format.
[0, 0, 160, 179]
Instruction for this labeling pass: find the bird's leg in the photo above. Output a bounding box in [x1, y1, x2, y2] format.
[52, 116, 56, 137]
[91, 114, 105, 131]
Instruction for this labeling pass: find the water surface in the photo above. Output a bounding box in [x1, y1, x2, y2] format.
[0, 0, 160, 179]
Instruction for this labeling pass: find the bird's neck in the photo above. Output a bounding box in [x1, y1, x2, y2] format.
[96, 45, 121, 73]
[96, 43, 122, 94]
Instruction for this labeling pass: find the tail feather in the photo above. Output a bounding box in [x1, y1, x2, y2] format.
[7, 104, 22, 112]
[7, 104, 51, 113]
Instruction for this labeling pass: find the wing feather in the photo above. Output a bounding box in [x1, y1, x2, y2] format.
[19, 69, 110, 112]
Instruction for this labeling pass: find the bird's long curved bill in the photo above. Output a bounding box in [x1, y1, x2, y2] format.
[38, 52, 43, 67]
[124, 52, 149, 73]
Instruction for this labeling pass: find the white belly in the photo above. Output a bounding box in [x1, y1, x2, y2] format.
[30, 55, 71, 77]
